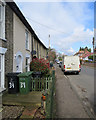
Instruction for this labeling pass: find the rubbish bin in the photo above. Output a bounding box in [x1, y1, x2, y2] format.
[18, 71, 33, 94]
[7, 73, 20, 94]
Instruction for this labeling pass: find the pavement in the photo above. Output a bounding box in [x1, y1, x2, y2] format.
[55, 64, 90, 118]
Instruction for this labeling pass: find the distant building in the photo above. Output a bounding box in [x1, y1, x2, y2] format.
[74, 51, 84, 60]
[74, 48, 92, 60]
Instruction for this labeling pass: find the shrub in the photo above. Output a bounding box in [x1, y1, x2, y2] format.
[88, 56, 93, 60]
[30, 58, 50, 75]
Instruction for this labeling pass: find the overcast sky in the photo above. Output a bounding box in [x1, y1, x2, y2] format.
[15, 1, 94, 55]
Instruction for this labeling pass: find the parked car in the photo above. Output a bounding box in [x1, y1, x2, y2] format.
[55, 59, 60, 64]
[59, 61, 62, 68]
[61, 56, 81, 74]
[57, 60, 60, 64]
[88, 59, 93, 62]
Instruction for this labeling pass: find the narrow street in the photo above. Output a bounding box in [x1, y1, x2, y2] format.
[55, 64, 89, 118]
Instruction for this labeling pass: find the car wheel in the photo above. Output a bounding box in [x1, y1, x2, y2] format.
[76, 72, 79, 75]
[64, 72, 66, 75]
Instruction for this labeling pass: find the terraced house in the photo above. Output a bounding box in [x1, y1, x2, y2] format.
[0, 1, 47, 92]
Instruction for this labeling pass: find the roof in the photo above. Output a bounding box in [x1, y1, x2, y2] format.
[82, 51, 92, 58]
[7, 2, 47, 50]
[74, 50, 84, 55]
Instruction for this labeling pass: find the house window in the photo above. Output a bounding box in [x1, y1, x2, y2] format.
[0, 54, 4, 88]
[25, 30, 29, 50]
[0, 55, 2, 87]
[34, 40, 36, 50]
[0, 3, 5, 39]
[25, 57, 30, 72]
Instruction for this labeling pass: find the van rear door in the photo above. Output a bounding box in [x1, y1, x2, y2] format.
[70, 56, 80, 71]
[64, 56, 80, 71]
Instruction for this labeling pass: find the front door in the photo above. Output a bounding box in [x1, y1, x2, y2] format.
[16, 55, 22, 73]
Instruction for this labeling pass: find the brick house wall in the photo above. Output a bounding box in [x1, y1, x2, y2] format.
[5, 4, 14, 88]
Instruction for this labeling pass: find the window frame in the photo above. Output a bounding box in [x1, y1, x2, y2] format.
[0, 3, 5, 39]
[25, 29, 29, 50]
[0, 54, 5, 88]
[25, 57, 30, 72]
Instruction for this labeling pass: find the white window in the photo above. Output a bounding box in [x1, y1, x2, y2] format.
[0, 3, 5, 39]
[25, 30, 29, 50]
[25, 57, 30, 72]
[34, 40, 36, 50]
[0, 54, 4, 88]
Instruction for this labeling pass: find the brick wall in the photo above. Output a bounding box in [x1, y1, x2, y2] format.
[5, 4, 14, 88]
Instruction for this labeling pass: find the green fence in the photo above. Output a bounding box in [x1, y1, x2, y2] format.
[45, 70, 55, 118]
[31, 70, 55, 118]
[31, 76, 52, 91]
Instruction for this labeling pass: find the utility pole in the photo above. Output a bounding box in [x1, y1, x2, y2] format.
[49, 34, 50, 49]
[48, 34, 51, 63]
[92, 37, 95, 62]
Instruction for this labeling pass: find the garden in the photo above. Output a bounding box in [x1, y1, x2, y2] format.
[2, 57, 56, 119]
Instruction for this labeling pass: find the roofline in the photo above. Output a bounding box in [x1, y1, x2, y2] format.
[6, 2, 48, 50]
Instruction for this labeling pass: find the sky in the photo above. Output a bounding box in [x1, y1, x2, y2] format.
[15, 1, 94, 55]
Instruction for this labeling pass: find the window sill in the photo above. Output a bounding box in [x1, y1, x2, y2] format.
[26, 49, 30, 52]
[0, 37, 7, 42]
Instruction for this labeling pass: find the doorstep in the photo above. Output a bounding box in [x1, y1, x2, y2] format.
[0, 88, 6, 94]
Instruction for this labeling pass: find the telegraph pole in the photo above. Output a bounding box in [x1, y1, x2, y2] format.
[48, 34, 51, 63]
[93, 37, 95, 62]
[49, 34, 50, 49]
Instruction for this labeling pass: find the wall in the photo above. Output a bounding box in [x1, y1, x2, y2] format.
[5, 4, 14, 88]
[13, 13, 32, 72]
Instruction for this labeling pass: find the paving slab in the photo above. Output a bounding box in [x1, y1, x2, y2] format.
[55, 65, 89, 118]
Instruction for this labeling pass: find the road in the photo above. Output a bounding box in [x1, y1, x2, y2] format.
[65, 65, 95, 107]
[55, 64, 89, 118]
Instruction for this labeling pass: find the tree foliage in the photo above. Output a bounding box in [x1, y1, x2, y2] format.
[79, 46, 91, 52]
[58, 56, 62, 61]
[48, 49, 56, 62]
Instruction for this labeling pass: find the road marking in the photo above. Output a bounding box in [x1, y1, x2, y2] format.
[64, 75, 68, 79]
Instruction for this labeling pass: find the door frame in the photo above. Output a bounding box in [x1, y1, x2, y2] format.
[16, 51, 23, 73]
[0, 47, 7, 89]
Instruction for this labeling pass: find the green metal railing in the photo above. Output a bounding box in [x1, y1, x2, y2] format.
[31, 70, 55, 118]
[45, 70, 55, 118]
[31, 76, 52, 91]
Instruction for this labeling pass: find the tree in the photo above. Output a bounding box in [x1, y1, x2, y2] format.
[79, 46, 91, 52]
[58, 56, 62, 61]
[88, 55, 93, 60]
[88, 48, 91, 52]
[79, 47, 82, 51]
[48, 49, 56, 62]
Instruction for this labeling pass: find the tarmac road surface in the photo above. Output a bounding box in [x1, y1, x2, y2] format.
[65, 66, 95, 107]
[55, 64, 89, 118]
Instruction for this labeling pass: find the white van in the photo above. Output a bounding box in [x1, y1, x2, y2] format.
[61, 56, 81, 74]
